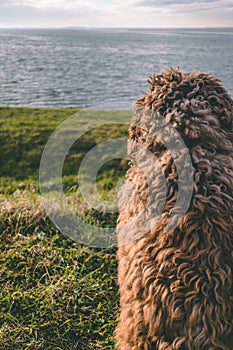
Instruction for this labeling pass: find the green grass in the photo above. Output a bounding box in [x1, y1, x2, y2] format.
[0, 107, 131, 349]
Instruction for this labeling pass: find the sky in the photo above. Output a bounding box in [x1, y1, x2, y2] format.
[0, 0, 233, 28]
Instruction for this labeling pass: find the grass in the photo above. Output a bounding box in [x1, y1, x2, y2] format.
[0, 107, 131, 349]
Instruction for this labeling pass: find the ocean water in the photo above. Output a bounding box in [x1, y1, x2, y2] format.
[0, 28, 232, 109]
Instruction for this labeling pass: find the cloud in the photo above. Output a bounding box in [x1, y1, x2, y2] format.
[0, 0, 232, 27]
[132, 0, 233, 15]
[0, 0, 19, 4]
[133, 0, 233, 10]
[0, 0, 101, 12]
[0, 0, 105, 27]
[135, 0, 227, 5]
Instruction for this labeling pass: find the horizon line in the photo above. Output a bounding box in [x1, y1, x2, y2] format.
[0, 25, 233, 30]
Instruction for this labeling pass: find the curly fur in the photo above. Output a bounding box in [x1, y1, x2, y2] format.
[116, 67, 233, 349]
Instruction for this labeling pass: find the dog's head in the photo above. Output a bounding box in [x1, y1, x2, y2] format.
[133, 67, 232, 146]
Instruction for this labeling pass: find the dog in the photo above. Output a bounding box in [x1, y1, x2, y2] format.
[116, 67, 233, 349]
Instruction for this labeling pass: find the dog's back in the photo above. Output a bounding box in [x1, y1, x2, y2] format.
[116, 68, 233, 350]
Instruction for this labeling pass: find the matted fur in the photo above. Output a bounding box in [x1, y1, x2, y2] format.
[116, 67, 233, 349]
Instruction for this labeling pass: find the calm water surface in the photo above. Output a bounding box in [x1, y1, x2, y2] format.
[0, 28, 232, 108]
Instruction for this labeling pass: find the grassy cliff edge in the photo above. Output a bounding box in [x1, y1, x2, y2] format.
[0, 107, 130, 349]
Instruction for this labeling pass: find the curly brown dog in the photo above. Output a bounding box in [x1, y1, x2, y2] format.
[116, 67, 233, 349]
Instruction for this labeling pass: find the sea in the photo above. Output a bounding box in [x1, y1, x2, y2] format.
[0, 27, 232, 109]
